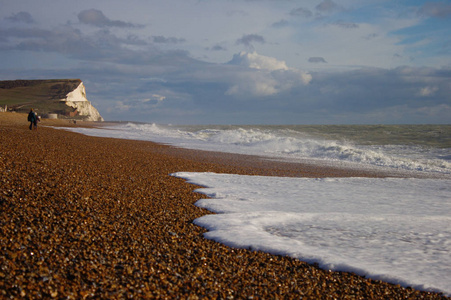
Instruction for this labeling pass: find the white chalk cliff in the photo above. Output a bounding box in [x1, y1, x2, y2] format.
[63, 82, 104, 121]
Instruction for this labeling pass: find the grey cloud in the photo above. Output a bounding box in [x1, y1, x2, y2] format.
[5, 12, 35, 24]
[308, 57, 327, 63]
[236, 34, 265, 47]
[418, 2, 451, 19]
[0, 24, 158, 63]
[310, 67, 451, 111]
[364, 33, 378, 40]
[271, 19, 290, 28]
[210, 44, 227, 51]
[78, 9, 141, 28]
[0, 27, 51, 42]
[0, 26, 87, 57]
[290, 7, 313, 18]
[125, 35, 148, 46]
[152, 36, 186, 44]
[226, 10, 248, 17]
[332, 20, 359, 29]
[316, 0, 342, 14]
[0, 26, 145, 62]
[12, 26, 96, 57]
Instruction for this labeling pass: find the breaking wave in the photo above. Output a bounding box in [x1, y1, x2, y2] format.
[115, 123, 451, 175]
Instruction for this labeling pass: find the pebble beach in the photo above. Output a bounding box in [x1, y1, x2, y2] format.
[0, 113, 448, 299]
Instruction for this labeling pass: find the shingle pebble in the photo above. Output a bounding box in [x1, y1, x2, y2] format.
[0, 113, 448, 299]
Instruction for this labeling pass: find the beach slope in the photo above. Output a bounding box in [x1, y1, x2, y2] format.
[0, 113, 447, 299]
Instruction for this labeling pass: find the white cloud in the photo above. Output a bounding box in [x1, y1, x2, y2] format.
[418, 86, 438, 97]
[112, 101, 130, 112]
[225, 73, 278, 96]
[142, 94, 166, 105]
[225, 52, 311, 97]
[228, 51, 289, 71]
[109, 94, 166, 114]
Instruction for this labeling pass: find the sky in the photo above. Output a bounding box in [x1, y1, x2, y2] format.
[0, 0, 450, 124]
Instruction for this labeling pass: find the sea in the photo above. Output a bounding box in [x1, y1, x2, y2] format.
[58, 123, 451, 296]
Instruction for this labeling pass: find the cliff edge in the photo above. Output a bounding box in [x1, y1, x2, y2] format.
[62, 82, 103, 121]
[0, 79, 104, 121]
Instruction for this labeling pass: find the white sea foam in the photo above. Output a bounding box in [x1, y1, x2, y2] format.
[58, 123, 451, 176]
[173, 172, 451, 296]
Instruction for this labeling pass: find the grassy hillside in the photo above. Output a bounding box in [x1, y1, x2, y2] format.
[0, 79, 82, 117]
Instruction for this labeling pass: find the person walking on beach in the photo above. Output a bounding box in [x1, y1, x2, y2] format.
[27, 108, 38, 130]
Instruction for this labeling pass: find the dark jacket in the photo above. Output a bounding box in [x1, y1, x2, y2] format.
[28, 111, 37, 122]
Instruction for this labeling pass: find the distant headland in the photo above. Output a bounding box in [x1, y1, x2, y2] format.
[0, 79, 103, 121]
